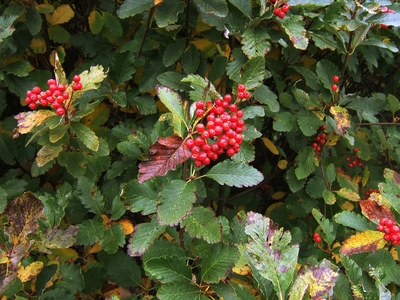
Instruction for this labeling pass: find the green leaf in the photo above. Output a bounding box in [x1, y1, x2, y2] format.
[123, 179, 158, 215]
[200, 243, 240, 283]
[49, 124, 68, 143]
[70, 122, 100, 152]
[162, 39, 186, 67]
[36, 145, 63, 168]
[334, 211, 375, 232]
[241, 27, 270, 58]
[88, 10, 104, 34]
[315, 59, 339, 91]
[192, 0, 228, 17]
[295, 146, 318, 180]
[229, 0, 252, 18]
[306, 176, 326, 198]
[103, 12, 123, 37]
[273, 111, 297, 132]
[40, 187, 70, 227]
[208, 55, 228, 83]
[76, 216, 105, 246]
[282, 15, 309, 50]
[322, 190, 336, 205]
[130, 94, 158, 115]
[285, 166, 306, 192]
[127, 217, 167, 257]
[0, 134, 17, 165]
[182, 74, 221, 100]
[117, 0, 154, 18]
[180, 207, 221, 243]
[367, 10, 400, 27]
[253, 84, 279, 112]
[387, 94, 400, 115]
[312, 208, 335, 245]
[227, 48, 246, 82]
[26, 7, 42, 35]
[232, 141, 255, 164]
[158, 72, 189, 91]
[155, 0, 186, 27]
[245, 212, 299, 299]
[241, 56, 267, 90]
[158, 180, 196, 226]
[156, 85, 188, 130]
[48, 25, 71, 43]
[100, 223, 126, 254]
[181, 44, 200, 74]
[0, 187, 7, 214]
[75, 177, 105, 215]
[205, 160, 264, 188]
[0, 15, 18, 41]
[3, 60, 30, 77]
[340, 255, 363, 285]
[56, 263, 84, 294]
[297, 110, 323, 137]
[58, 152, 88, 178]
[336, 187, 361, 202]
[109, 52, 136, 86]
[325, 163, 336, 184]
[157, 282, 203, 300]
[110, 90, 127, 107]
[290, 66, 320, 91]
[381, 168, 400, 215]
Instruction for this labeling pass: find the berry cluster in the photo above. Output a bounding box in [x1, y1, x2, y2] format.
[345, 148, 362, 168]
[313, 232, 322, 243]
[365, 187, 380, 198]
[331, 75, 339, 91]
[24, 75, 82, 117]
[312, 125, 327, 153]
[237, 83, 251, 100]
[185, 90, 247, 167]
[273, 3, 290, 19]
[377, 218, 400, 245]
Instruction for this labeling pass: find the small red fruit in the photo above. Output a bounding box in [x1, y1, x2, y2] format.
[331, 84, 338, 91]
[332, 75, 339, 83]
[281, 4, 290, 13]
[237, 84, 246, 92]
[278, 11, 285, 19]
[224, 94, 232, 102]
[273, 8, 281, 16]
[56, 107, 65, 116]
[195, 109, 204, 117]
[73, 75, 81, 82]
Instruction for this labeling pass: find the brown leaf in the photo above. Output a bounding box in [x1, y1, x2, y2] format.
[329, 106, 350, 135]
[138, 136, 191, 183]
[340, 230, 386, 256]
[359, 199, 395, 223]
[4, 192, 44, 244]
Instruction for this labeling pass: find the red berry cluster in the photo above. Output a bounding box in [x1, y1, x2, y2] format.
[377, 218, 400, 245]
[185, 91, 247, 167]
[345, 148, 362, 168]
[312, 125, 327, 153]
[24, 75, 82, 117]
[313, 232, 322, 243]
[331, 75, 339, 91]
[237, 83, 251, 100]
[273, 3, 290, 19]
[365, 188, 380, 198]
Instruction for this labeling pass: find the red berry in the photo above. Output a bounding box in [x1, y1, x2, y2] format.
[380, 218, 388, 226]
[226, 148, 235, 157]
[25, 97, 32, 104]
[278, 11, 285, 19]
[57, 84, 66, 91]
[47, 79, 57, 86]
[62, 92, 69, 99]
[224, 94, 232, 102]
[244, 91, 251, 99]
[353, 147, 359, 153]
[270, 0, 276, 3]
[346, 157, 351, 162]
[72, 82, 82, 91]
[281, 4, 290, 13]
[273, 8, 280, 16]
[316, 146, 321, 152]
[377, 224, 384, 232]
[67, 258, 73, 263]
[56, 107, 65, 116]
[31, 86, 41, 94]
[52, 102, 61, 109]
[229, 104, 237, 112]
[387, 219, 394, 227]
[321, 125, 327, 130]
[348, 163, 354, 168]
[194, 137, 205, 146]
[39, 99, 48, 107]
[185, 139, 195, 149]
[195, 160, 202, 167]
[30, 94, 38, 101]
[201, 131, 210, 139]
[196, 123, 205, 132]
[315, 236, 322, 243]
[331, 84, 338, 91]
[237, 84, 246, 93]
[313, 143, 318, 148]
[73, 75, 81, 83]
[215, 98, 223, 107]
[29, 102, 37, 110]
[196, 109, 205, 117]
[237, 91, 245, 99]
[332, 75, 339, 83]
[236, 110, 244, 118]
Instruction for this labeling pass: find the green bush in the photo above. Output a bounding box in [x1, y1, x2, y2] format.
[1, 0, 400, 299]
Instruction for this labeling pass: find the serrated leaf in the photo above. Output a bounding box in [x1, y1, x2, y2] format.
[312, 208, 335, 245]
[295, 146, 318, 180]
[48, 25, 70, 43]
[100, 224, 126, 254]
[127, 217, 167, 257]
[158, 72, 189, 91]
[253, 84, 279, 112]
[88, 10, 104, 34]
[158, 180, 196, 226]
[38, 226, 78, 252]
[241, 56, 267, 90]
[322, 190, 336, 205]
[381, 168, 400, 215]
[192, 0, 228, 17]
[387, 94, 400, 115]
[297, 110, 323, 136]
[241, 27, 270, 58]
[180, 207, 221, 243]
[200, 243, 239, 283]
[282, 15, 309, 50]
[334, 211, 375, 232]
[70, 122, 99, 152]
[163, 39, 186, 67]
[117, 0, 154, 18]
[340, 255, 363, 285]
[138, 136, 191, 183]
[14, 110, 55, 135]
[227, 48, 246, 82]
[205, 160, 264, 188]
[0, 15, 18, 41]
[157, 282, 202, 300]
[57, 152, 87, 178]
[78, 65, 108, 93]
[316, 59, 339, 91]
[232, 141, 255, 163]
[75, 177, 105, 215]
[156, 85, 188, 130]
[49, 124, 68, 143]
[340, 230, 386, 256]
[245, 212, 298, 299]
[123, 179, 158, 215]
[3, 60, 30, 77]
[336, 187, 361, 202]
[290, 66, 320, 90]
[155, 0, 186, 27]
[359, 199, 395, 224]
[76, 216, 105, 246]
[285, 166, 306, 192]
[36, 145, 63, 167]
[109, 52, 136, 86]
[103, 12, 122, 37]
[273, 111, 297, 132]
[306, 176, 326, 198]
[229, 0, 252, 18]
[182, 74, 221, 100]
[49, 4, 74, 25]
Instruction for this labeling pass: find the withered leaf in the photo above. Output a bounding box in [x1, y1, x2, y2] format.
[359, 199, 395, 223]
[14, 110, 55, 134]
[138, 136, 191, 183]
[340, 230, 386, 256]
[5, 192, 44, 244]
[330, 106, 350, 135]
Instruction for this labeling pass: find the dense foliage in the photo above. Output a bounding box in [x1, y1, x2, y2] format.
[1, 0, 400, 299]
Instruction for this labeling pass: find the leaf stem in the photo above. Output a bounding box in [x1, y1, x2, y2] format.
[136, 7, 155, 59]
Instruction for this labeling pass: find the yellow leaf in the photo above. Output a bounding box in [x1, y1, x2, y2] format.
[300, 55, 317, 68]
[277, 159, 288, 170]
[88, 242, 103, 254]
[81, 103, 110, 127]
[118, 219, 135, 235]
[265, 202, 284, 217]
[48, 248, 79, 262]
[272, 191, 286, 200]
[49, 4, 74, 25]
[163, 232, 175, 242]
[336, 187, 360, 202]
[329, 106, 351, 135]
[14, 110, 55, 134]
[341, 201, 354, 211]
[36, 145, 63, 167]
[191, 39, 215, 58]
[232, 264, 252, 276]
[340, 230, 385, 256]
[18, 261, 44, 283]
[154, 0, 163, 5]
[30, 38, 46, 54]
[391, 247, 398, 261]
[261, 137, 279, 155]
[325, 133, 340, 146]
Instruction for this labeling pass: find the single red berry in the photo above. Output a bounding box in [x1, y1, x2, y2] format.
[195, 160, 203, 167]
[377, 224, 385, 232]
[281, 4, 290, 13]
[244, 91, 251, 99]
[381, 218, 388, 226]
[62, 92, 69, 99]
[73, 75, 81, 83]
[25, 97, 32, 104]
[237, 92, 245, 99]
[348, 163, 354, 168]
[321, 125, 327, 130]
[320, 133, 326, 139]
[56, 95, 65, 103]
[353, 147, 359, 153]
[236, 110, 244, 118]
[387, 219, 394, 227]
[67, 258, 73, 263]
[313, 143, 318, 148]
[226, 148, 235, 157]
[224, 94, 232, 102]
[201, 131, 210, 139]
[194, 137, 205, 146]
[316, 146, 321, 152]
[57, 84, 66, 91]
[47, 79, 57, 86]
[29, 102, 37, 110]
[315, 236, 322, 243]
[72, 82, 82, 91]
[185, 139, 195, 149]
[320, 139, 326, 144]
[331, 84, 338, 91]
[56, 107, 65, 116]
[196, 101, 204, 109]
[49, 84, 57, 92]
[229, 104, 237, 112]
[278, 11, 285, 19]
[196, 109, 204, 117]
[346, 157, 351, 162]
[384, 234, 391, 241]
[380, 24, 389, 29]
[392, 225, 400, 233]
[40, 99, 48, 107]
[31, 86, 41, 94]
[196, 123, 205, 132]
[332, 75, 339, 83]
[30, 94, 38, 101]
[237, 84, 246, 93]
[52, 102, 61, 109]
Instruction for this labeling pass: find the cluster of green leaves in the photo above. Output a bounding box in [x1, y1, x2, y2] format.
[2, 0, 400, 299]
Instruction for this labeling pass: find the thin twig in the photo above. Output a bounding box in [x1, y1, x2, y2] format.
[136, 7, 155, 59]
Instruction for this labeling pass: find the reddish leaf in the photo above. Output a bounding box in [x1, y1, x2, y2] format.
[138, 136, 191, 183]
[359, 199, 395, 223]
